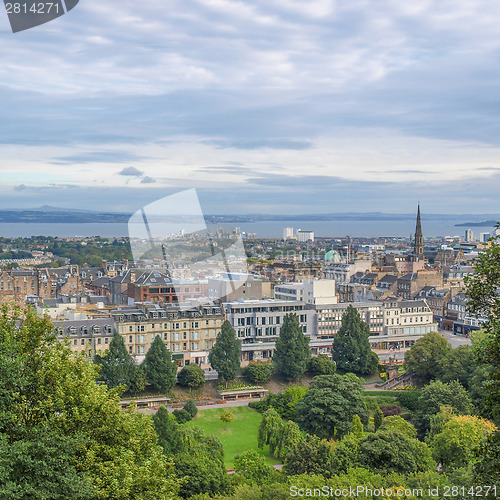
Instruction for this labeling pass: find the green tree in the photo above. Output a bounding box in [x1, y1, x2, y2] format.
[94, 331, 146, 393]
[152, 406, 184, 456]
[430, 415, 497, 470]
[438, 345, 475, 388]
[273, 313, 311, 381]
[184, 399, 198, 419]
[404, 331, 451, 383]
[234, 450, 273, 483]
[273, 420, 305, 459]
[307, 354, 337, 376]
[177, 363, 205, 390]
[464, 225, 500, 486]
[0, 428, 94, 499]
[378, 415, 417, 439]
[358, 431, 435, 474]
[173, 426, 227, 499]
[209, 320, 241, 386]
[284, 435, 336, 477]
[331, 305, 379, 375]
[258, 408, 283, 453]
[173, 408, 191, 424]
[351, 414, 364, 438]
[374, 406, 383, 431]
[141, 335, 177, 392]
[243, 362, 273, 384]
[220, 409, 234, 430]
[413, 380, 474, 438]
[0, 304, 179, 499]
[295, 374, 367, 439]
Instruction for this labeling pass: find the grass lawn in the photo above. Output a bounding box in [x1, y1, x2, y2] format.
[184, 406, 281, 468]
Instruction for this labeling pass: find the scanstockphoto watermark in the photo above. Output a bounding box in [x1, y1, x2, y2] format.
[128, 188, 248, 310]
[290, 486, 425, 498]
[289, 485, 498, 498]
[3, 0, 79, 33]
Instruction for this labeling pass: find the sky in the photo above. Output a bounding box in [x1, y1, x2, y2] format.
[0, 0, 500, 215]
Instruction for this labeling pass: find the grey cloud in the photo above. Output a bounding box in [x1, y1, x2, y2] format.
[119, 167, 143, 176]
[52, 151, 145, 165]
[141, 176, 156, 184]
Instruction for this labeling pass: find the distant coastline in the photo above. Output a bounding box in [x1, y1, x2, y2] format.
[454, 220, 498, 227]
[0, 208, 499, 225]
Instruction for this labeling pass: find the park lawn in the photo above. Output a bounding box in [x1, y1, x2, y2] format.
[184, 406, 281, 468]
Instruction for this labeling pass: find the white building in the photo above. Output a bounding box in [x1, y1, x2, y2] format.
[274, 282, 304, 301]
[297, 230, 314, 242]
[283, 227, 294, 240]
[302, 279, 337, 305]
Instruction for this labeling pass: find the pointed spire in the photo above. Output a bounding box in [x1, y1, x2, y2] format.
[414, 204, 424, 258]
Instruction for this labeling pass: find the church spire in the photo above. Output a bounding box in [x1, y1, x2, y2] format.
[414, 204, 424, 259]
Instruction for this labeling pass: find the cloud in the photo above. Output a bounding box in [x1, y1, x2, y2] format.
[119, 167, 143, 176]
[52, 151, 145, 165]
[14, 184, 27, 191]
[141, 176, 156, 184]
[0, 0, 499, 216]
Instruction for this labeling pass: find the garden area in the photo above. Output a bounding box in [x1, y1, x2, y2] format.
[184, 406, 280, 468]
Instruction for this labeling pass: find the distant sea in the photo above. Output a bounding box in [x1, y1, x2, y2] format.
[0, 218, 498, 239]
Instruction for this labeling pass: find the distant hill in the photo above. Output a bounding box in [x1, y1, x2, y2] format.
[0, 208, 498, 225]
[455, 220, 499, 227]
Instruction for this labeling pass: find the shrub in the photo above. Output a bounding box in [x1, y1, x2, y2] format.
[243, 362, 273, 384]
[173, 408, 191, 424]
[184, 399, 198, 419]
[307, 354, 336, 376]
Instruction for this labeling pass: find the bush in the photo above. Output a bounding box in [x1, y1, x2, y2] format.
[307, 354, 337, 376]
[177, 364, 205, 389]
[243, 362, 273, 384]
[173, 408, 191, 424]
[184, 399, 198, 419]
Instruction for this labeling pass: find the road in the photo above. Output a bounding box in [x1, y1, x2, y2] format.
[374, 330, 471, 363]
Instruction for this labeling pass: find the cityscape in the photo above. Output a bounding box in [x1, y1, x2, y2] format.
[1, 0, 500, 498]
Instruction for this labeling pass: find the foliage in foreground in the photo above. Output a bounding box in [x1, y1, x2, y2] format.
[0, 304, 178, 499]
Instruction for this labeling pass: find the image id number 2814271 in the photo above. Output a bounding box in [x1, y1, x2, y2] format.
[5, 2, 59, 14]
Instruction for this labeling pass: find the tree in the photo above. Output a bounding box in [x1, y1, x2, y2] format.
[429, 415, 497, 470]
[351, 414, 364, 438]
[94, 331, 146, 393]
[331, 305, 378, 375]
[173, 408, 191, 424]
[438, 345, 475, 388]
[177, 363, 205, 390]
[152, 406, 184, 456]
[0, 304, 179, 499]
[373, 406, 383, 431]
[220, 410, 234, 429]
[412, 380, 474, 438]
[378, 415, 417, 439]
[184, 399, 198, 419]
[284, 435, 336, 477]
[258, 408, 283, 453]
[358, 430, 435, 474]
[273, 313, 311, 382]
[295, 374, 368, 439]
[173, 427, 227, 499]
[307, 354, 337, 376]
[464, 225, 500, 485]
[141, 335, 177, 392]
[234, 450, 273, 483]
[243, 362, 273, 384]
[209, 320, 241, 386]
[404, 331, 451, 383]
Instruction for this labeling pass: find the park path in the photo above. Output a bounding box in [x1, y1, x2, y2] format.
[139, 398, 252, 415]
